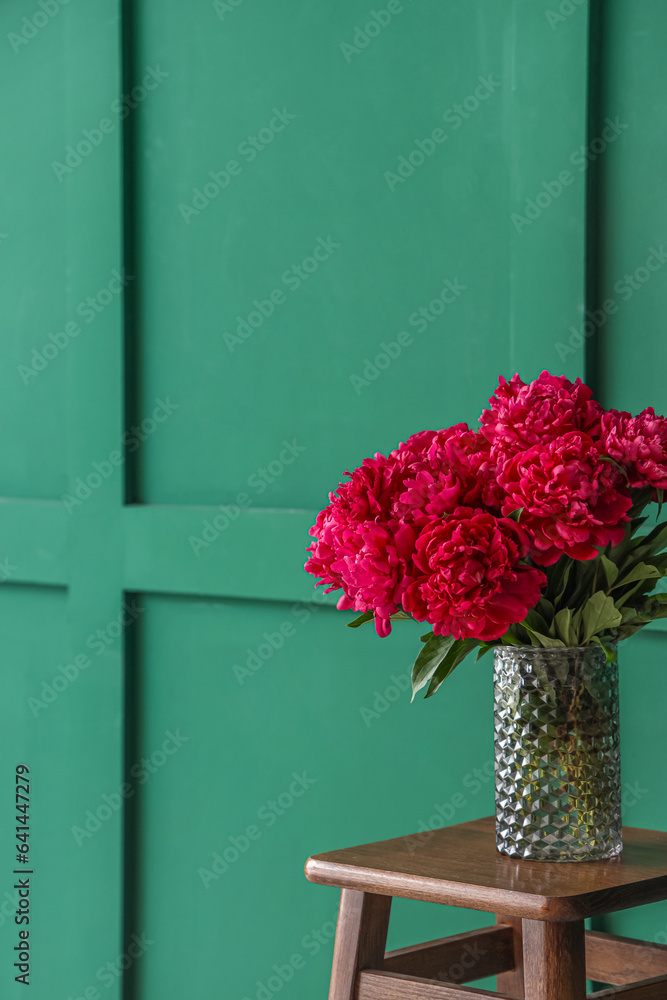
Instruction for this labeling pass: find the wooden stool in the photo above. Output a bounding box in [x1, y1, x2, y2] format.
[305, 816, 667, 1000]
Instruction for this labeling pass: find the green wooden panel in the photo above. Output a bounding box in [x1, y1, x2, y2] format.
[0, 2, 127, 999]
[132, 594, 499, 998]
[0, 584, 124, 1000]
[132, 0, 587, 509]
[593, 0, 667, 415]
[588, 0, 667, 947]
[0, 4, 70, 498]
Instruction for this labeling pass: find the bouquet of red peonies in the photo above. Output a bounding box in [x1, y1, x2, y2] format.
[305, 371, 667, 699]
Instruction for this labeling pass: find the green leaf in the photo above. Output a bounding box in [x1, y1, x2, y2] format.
[590, 636, 619, 661]
[555, 560, 572, 605]
[614, 580, 649, 609]
[505, 507, 524, 523]
[600, 554, 619, 588]
[554, 608, 578, 646]
[389, 609, 413, 621]
[537, 597, 555, 623]
[612, 561, 662, 590]
[636, 594, 667, 624]
[499, 627, 526, 647]
[616, 624, 649, 640]
[634, 523, 667, 559]
[345, 611, 374, 629]
[475, 643, 494, 662]
[619, 605, 642, 624]
[523, 608, 552, 635]
[411, 634, 455, 700]
[581, 590, 622, 643]
[522, 623, 566, 649]
[424, 639, 478, 698]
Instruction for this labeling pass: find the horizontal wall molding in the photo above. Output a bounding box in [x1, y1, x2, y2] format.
[1, 498, 334, 604]
[4, 499, 667, 623]
[122, 504, 334, 603]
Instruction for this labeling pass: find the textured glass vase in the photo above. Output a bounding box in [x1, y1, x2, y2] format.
[494, 644, 622, 861]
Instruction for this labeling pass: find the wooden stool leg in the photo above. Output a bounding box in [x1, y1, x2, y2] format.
[496, 913, 524, 997]
[522, 919, 586, 1000]
[328, 889, 392, 1000]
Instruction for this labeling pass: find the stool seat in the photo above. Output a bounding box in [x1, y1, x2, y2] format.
[305, 816, 667, 921]
[305, 817, 667, 1000]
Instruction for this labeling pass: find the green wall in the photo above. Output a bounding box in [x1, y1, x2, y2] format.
[587, 0, 667, 947]
[0, 1, 665, 998]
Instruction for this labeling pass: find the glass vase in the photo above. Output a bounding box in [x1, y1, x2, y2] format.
[494, 644, 622, 861]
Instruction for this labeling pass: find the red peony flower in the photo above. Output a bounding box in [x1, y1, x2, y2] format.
[601, 407, 667, 490]
[305, 451, 420, 635]
[306, 520, 416, 636]
[325, 452, 404, 524]
[391, 424, 502, 521]
[498, 431, 632, 565]
[480, 371, 604, 461]
[391, 429, 439, 460]
[403, 508, 545, 641]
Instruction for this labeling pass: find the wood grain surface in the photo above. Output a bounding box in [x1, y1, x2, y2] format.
[523, 919, 586, 1000]
[305, 818, 667, 921]
[496, 913, 524, 996]
[357, 969, 516, 1000]
[328, 889, 391, 1000]
[383, 924, 514, 983]
[585, 930, 667, 986]
[588, 973, 667, 999]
